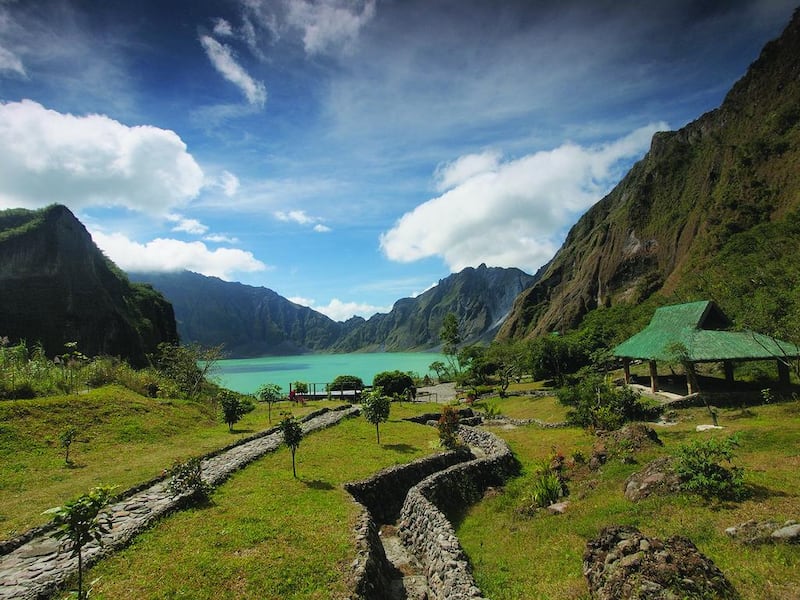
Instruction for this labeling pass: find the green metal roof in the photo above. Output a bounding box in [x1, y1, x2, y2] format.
[613, 301, 800, 362]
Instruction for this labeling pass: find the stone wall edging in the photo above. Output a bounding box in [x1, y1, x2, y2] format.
[397, 426, 518, 600]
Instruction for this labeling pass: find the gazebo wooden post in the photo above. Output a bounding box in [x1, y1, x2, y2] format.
[724, 361, 735, 384]
[778, 360, 790, 386]
[622, 359, 631, 384]
[648, 360, 658, 393]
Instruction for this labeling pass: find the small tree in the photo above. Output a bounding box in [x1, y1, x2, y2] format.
[438, 405, 461, 450]
[440, 312, 462, 376]
[279, 415, 303, 478]
[220, 390, 247, 432]
[257, 383, 282, 423]
[362, 387, 391, 444]
[429, 360, 447, 381]
[60, 426, 79, 465]
[45, 485, 116, 600]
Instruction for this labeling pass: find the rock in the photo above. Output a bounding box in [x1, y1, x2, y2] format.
[547, 501, 570, 514]
[696, 424, 724, 431]
[623, 457, 682, 501]
[584, 525, 740, 600]
[725, 519, 800, 545]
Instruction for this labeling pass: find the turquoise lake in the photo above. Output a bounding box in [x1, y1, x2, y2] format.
[213, 352, 445, 394]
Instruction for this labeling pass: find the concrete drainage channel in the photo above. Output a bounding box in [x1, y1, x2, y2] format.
[346, 423, 519, 600]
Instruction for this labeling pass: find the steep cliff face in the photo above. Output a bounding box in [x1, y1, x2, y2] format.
[499, 9, 800, 340]
[0, 205, 178, 366]
[128, 270, 347, 357]
[331, 264, 536, 352]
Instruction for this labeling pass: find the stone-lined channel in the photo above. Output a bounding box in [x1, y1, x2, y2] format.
[0, 405, 359, 600]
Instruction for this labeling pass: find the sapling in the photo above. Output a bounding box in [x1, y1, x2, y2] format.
[279, 415, 303, 478]
[362, 387, 390, 444]
[45, 485, 116, 600]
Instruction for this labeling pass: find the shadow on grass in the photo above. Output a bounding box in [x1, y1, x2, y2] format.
[746, 483, 790, 502]
[64, 461, 86, 469]
[382, 443, 418, 454]
[303, 478, 335, 490]
[230, 428, 256, 434]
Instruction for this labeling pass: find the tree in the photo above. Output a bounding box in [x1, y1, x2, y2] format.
[279, 415, 303, 478]
[45, 485, 116, 600]
[429, 360, 447, 381]
[362, 387, 391, 444]
[485, 341, 526, 396]
[257, 383, 282, 423]
[440, 312, 462, 376]
[330, 375, 363, 401]
[219, 390, 247, 431]
[60, 426, 79, 465]
[372, 370, 414, 399]
[152, 342, 224, 400]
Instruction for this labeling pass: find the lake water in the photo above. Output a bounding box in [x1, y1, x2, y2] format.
[213, 352, 446, 394]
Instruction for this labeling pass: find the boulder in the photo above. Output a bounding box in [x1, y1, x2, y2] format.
[584, 525, 740, 599]
[725, 519, 800, 545]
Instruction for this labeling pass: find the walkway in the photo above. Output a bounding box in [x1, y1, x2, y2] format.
[0, 406, 360, 600]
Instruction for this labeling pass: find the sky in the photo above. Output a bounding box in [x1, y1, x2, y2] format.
[0, 0, 796, 322]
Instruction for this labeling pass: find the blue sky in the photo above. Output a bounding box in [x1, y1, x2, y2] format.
[0, 0, 796, 321]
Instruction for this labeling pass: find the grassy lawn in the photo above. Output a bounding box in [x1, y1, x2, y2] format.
[0, 386, 431, 539]
[457, 399, 800, 600]
[86, 409, 440, 599]
[473, 392, 569, 422]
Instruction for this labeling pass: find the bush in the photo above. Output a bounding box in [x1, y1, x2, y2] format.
[437, 405, 461, 449]
[373, 370, 415, 399]
[167, 457, 211, 502]
[673, 435, 745, 501]
[557, 373, 661, 430]
[520, 460, 567, 514]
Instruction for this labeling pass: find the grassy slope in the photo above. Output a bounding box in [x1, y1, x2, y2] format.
[457, 394, 800, 600]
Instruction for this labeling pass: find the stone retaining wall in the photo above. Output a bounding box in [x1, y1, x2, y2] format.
[397, 426, 518, 600]
[348, 425, 518, 600]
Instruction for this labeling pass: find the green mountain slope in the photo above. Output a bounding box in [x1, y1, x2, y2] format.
[0, 205, 178, 366]
[499, 8, 800, 342]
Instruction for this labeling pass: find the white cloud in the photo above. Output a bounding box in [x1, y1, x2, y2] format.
[285, 0, 376, 55]
[199, 35, 267, 107]
[213, 18, 234, 37]
[220, 170, 240, 196]
[0, 100, 204, 213]
[91, 230, 268, 279]
[204, 233, 240, 244]
[168, 215, 209, 235]
[0, 45, 25, 76]
[380, 123, 667, 274]
[434, 150, 501, 192]
[289, 296, 388, 321]
[275, 209, 331, 231]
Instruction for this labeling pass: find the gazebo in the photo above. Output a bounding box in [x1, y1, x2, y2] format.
[613, 301, 800, 394]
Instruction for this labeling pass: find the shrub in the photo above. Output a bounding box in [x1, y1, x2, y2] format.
[520, 460, 567, 514]
[673, 435, 745, 501]
[437, 405, 461, 450]
[373, 370, 415, 399]
[167, 457, 211, 503]
[557, 373, 661, 430]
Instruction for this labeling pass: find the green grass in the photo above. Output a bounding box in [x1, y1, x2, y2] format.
[0, 386, 398, 538]
[457, 399, 800, 600]
[86, 412, 440, 599]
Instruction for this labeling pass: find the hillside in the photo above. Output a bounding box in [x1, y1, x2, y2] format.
[128, 270, 349, 357]
[0, 205, 178, 366]
[499, 8, 800, 341]
[131, 264, 534, 357]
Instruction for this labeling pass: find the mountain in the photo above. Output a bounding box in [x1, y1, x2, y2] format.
[127, 270, 350, 358]
[0, 205, 178, 367]
[499, 8, 800, 341]
[330, 264, 536, 352]
[131, 264, 535, 357]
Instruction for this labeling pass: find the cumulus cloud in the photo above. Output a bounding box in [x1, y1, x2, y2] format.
[200, 35, 267, 107]
[313, 223, 331, 233]
[204, 233, 240, 244]
[380, 123, 666, 274]
[91, 230, 268, 280]
[0, 45, 25, 76]
[167, 214, 209, 235]
[0, 100, 204, 213]
[289, 296, 387, 321]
